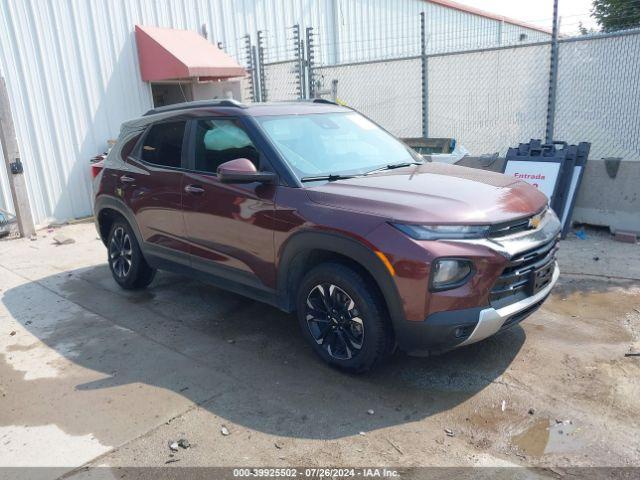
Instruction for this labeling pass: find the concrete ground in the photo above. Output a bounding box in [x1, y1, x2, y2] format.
[0, 223, 639, 478]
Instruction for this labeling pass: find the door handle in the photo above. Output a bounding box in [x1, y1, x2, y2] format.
[184, 184, 205, 194]
[120, 175, 135, 183]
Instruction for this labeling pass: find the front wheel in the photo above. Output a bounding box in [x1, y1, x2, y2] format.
[296, 263, 392, 373]
[107, 220, 156, 290]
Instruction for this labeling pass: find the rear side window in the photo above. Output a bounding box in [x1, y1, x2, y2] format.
[193, 119, 259, 173]
[120, 133, 142, 161]
[141, 121, 186, 168]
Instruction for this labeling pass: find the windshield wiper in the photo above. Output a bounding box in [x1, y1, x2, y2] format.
[301, 162, 422, 182]
[300, 174, 357, 182]
[364, 162, 422, 175]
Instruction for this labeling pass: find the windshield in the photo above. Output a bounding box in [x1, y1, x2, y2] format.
[255, 112, 422, 179]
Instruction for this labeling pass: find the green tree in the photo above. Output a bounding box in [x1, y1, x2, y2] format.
[591, 0, 640, 32]
[578, 21, 597, 34]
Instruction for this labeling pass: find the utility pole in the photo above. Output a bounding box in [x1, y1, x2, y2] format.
[0, 76, 35, 238]
[545, 0, 560, 143]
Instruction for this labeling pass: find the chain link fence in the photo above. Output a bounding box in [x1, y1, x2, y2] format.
[314, 58, 423, 138]
[261, 25, 304, 102]
[555, 31, 640, 162]
[427, 43, 551, 155]
[263, 61, 300, 102]
[254, 17, 640, 164]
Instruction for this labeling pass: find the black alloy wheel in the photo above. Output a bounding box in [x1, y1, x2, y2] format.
[296, 263, 393, 373]
[109, 226, 133, 280]
[106, 219, 156, 290]
[305, 283, 365, 360]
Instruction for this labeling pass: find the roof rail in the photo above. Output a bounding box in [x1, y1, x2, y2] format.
[311, 98, 338, 105]
[143, 99, 246, 116]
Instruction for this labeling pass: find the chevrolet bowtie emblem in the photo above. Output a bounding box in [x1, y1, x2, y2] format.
[529, 213, 542, 229]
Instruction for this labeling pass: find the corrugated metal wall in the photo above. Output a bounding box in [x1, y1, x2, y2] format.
[328, 1, 548, 64]
[0, 0, 548, 224]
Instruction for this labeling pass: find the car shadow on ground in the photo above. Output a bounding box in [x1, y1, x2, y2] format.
[2, 264, 525, 445]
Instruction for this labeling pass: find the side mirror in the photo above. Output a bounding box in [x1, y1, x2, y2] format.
[217, 158, 276, 184]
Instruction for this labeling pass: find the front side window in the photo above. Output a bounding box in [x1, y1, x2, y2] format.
[256, 112, 421, 179]
[140, 121, 186, 168]
[193, 119, 259, 173]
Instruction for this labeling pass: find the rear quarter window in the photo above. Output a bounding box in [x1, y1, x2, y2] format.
[120, 134, 142, 161]
[140, 121, 186, 168]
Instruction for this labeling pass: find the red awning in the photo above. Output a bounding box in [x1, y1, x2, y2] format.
[134, 25, 245, 82]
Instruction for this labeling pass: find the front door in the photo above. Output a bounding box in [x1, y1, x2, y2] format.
[182, 118, 276, 289]
[123, 120, 190, 263]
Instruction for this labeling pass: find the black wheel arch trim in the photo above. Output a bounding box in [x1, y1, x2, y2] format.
[276, 230, 406, 325]
[95, 195, 144, 248]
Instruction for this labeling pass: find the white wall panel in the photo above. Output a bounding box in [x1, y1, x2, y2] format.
[329, 0, 548, 64]
[0, 140, 13, 214]
[0, 0, 153, 224]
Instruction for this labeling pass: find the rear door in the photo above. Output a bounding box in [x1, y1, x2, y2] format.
[181, 117, 277, 289]
[123, 120, 190, 264]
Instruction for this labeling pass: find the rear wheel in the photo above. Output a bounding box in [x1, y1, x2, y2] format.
[296, 263, 392, 373]
[107, 220, 156, 290]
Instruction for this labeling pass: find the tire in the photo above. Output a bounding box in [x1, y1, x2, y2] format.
[107, 219, 156, 290]
[296, 263, 393, 373]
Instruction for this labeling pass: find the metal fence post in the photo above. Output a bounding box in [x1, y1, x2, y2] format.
[243, 35, 257, 102]
[257, 30, 267, 102]
[292, 25, 305, 99]
[300, 39, 307, 98]
[305, 27, 316, 98]
[545, 0, 560, 143]
[421, 12, 429, 139]
[251, 45, 260, 102]
[0, 76, 35, 238]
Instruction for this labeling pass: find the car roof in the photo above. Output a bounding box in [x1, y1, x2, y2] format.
[120, 100, 350, 133]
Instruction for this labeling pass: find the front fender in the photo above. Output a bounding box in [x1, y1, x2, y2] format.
[276, 230, 406, 325]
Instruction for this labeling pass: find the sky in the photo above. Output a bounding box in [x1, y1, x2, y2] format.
[451, 0, 599, 34]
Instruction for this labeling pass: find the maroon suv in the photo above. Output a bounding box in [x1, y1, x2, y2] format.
[94, 99, 560, 372]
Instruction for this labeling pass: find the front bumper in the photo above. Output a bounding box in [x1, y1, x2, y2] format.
[457, 261, 559, 346]
[396, 262, 559, 354]
[394, 210, 561, 355]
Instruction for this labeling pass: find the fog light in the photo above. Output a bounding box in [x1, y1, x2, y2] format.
[430, 259, 473, 291]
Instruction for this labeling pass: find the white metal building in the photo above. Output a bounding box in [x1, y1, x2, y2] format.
[0, 0, 549, 225]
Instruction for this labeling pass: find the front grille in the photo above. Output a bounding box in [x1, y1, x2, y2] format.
[488, 217, 532, 237]
[490, 237, 559, 308]
[488, 208, 548, 238]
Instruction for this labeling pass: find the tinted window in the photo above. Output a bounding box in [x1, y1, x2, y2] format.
[141, 121, 186, 168]
[193, 119, 259, 173]
[120, 134, 142, 161]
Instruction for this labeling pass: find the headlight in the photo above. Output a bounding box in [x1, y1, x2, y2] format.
[391, 223, 490, 240]
[430, 259, 474, 291]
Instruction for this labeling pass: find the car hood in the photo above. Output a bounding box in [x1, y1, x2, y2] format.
[305, 163, 548, 224]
